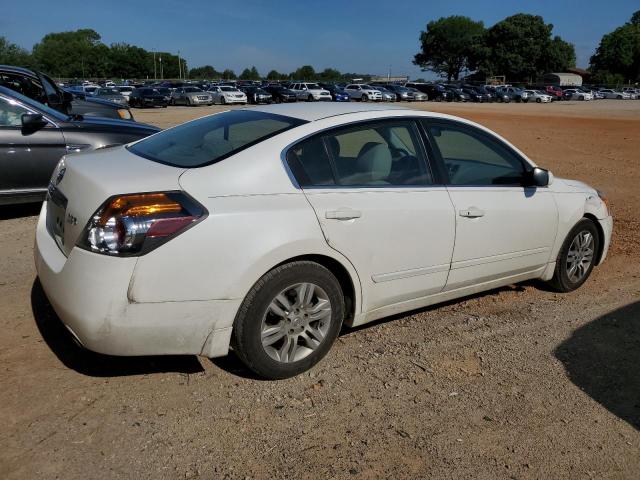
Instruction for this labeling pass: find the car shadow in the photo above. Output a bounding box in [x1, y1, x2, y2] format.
[555, 301, 640, 430]
[0, 203, 41, 220]
[31, 279, 204, 377]
[210, 283, 529, 379]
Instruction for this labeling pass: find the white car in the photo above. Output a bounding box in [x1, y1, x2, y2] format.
[621, 87, 638, 99]
[598, 89, 629, 100]
[344, 84, 383, 102]
[563, 89, 593, 101]
[523, 90, 553, 103]
[35, 104, 613, 379]
[289, 83, 332, 101]
[114, 85, 135, 101]
[208, 85, 247, 105]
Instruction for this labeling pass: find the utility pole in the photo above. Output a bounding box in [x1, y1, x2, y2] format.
[388, 65, 391, 82]
[153, 51, 157, 80]
[159, 56, 163, 80]
[178, 51, 182, 80]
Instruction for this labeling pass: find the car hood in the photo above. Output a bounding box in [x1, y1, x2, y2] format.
[554, 177, 597, 194]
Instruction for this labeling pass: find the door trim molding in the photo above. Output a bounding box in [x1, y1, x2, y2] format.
[451, 247, 549, 270]
[372, 263, 450, 283]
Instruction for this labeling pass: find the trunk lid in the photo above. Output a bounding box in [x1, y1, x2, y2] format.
[46, 146, 186, 256]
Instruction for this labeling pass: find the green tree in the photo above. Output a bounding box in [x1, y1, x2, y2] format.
[221, 68, 237, 80]
[590, 11, 640, 83]
[413, 16, 486, 81]
[32, 29, 109, 78]
[266, 69, 282, 80]
[239, 66, 260, 80]
[318, 67, 342, 81]
[108, 43, 150, 79]
[0, 37, 32, 67]
[189, 65, 220, 79]
[293, 65, 316, 80]
[481, 14, 575, 82]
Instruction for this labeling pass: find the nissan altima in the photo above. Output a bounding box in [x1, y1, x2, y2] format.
[34, 103, 613, 379]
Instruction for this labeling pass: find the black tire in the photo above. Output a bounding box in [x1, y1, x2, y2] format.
[220, 97, 226, 105]
[307, 95, 314, 102]
[232, 261, 345, 379]
[170, 98, 175, 106]
[361, 94, 368, 102]
[536, 98, 542, 103]
[547, 219, 600, 293]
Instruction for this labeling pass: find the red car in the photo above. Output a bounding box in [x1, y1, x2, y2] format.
[545, 85, 564, 100]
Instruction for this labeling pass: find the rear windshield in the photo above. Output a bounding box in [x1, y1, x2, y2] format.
[128, 110, 306, 168]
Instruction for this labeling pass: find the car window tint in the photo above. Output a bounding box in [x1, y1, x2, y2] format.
[425, 122, 524, 186]
[326, 121, 432, 186]
[128, 110, 305, 168]
[287, 136, 335, 186]
[0, 97, 28, 126]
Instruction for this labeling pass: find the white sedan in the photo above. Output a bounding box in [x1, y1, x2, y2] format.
[207, 85, 247, 105]
[35, 104, 613, 379]
[523, 90, 553, 103]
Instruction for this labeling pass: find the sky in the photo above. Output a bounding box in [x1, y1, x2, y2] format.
[2, 0, 638, 79]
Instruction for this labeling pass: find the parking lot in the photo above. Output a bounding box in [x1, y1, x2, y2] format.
[1, 100, 638, 479]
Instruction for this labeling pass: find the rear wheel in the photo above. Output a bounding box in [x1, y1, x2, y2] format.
[307, 95, 314, 102]
[361, 94, 368, 102]
[536, 98, 542, 103]
[548, 219, 599, 292]
[232, 261, 345, 379]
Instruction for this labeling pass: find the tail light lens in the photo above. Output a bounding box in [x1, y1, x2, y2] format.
[77, 191, 206, 256]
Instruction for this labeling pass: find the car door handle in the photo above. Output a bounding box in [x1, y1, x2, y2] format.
[459, 207, 485, 218]
[325, 209, 362, 220]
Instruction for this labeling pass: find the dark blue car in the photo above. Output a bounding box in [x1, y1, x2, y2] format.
[319, 83, 351, 102]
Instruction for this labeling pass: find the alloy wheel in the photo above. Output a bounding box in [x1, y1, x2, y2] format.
[566, 230, 595, 283]
[260, 283, 332, 363]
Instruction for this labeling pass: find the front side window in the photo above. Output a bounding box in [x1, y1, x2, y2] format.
[287, 121, 433, 187]
[424, 122, 525, 186]
[129, 110, 305, 168]
[0, 97, 28, 127]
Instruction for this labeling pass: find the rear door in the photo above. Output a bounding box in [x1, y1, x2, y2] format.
[421, 119, 558, 290]
[287, 119, 456, 313]
[0, 96, 66, 194]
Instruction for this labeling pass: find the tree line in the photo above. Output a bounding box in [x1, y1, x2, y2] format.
[414, 11, 640, 84]
[1, 12, 638, 84]
[0, 29, 368, 82]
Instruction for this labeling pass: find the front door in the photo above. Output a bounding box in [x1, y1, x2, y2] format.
[421, 119, 558, 290]
[287, 119, 456, 313]
[0, 96, 66, 194]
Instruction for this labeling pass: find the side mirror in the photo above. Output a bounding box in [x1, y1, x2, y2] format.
[526, 167, 550, 187]
[21, 113, 48, 133]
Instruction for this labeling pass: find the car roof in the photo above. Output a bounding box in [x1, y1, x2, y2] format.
[252, 102, 416, 122]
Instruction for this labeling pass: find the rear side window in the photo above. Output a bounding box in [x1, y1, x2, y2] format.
[287, 120, 433, 187]
[129, 110, 305, 167]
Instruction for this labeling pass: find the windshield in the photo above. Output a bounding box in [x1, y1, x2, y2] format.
[184, 87, 201, 92]
[220, 86, 237, 92]
[156, 88, 170, 95]
[305, 84, 321, 90]
[128, 110, 306, 168]
[0, 87, 68, 121]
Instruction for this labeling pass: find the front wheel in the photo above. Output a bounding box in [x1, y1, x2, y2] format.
[232, 261, 345, 379]
[361, 94, 368, 102]
[220, 97, 226, 105]
[536, 98, 542, 103]
[548, 219, 600, 292]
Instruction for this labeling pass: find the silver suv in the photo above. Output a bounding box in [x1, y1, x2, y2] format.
[344, 84, 383, 102]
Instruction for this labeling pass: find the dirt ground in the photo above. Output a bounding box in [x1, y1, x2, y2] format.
[1, 100, 639, 479]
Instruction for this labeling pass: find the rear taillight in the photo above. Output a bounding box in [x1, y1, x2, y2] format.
[77, 191, 206, 256]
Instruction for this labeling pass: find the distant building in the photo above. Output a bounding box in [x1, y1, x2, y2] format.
[369, 75, 409, 83]
[543, 72, 583, 86]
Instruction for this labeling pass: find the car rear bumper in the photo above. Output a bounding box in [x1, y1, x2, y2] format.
[34, 202, 240, 358]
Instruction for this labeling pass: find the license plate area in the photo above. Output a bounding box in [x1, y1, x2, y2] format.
[46, 186, 68, 248]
